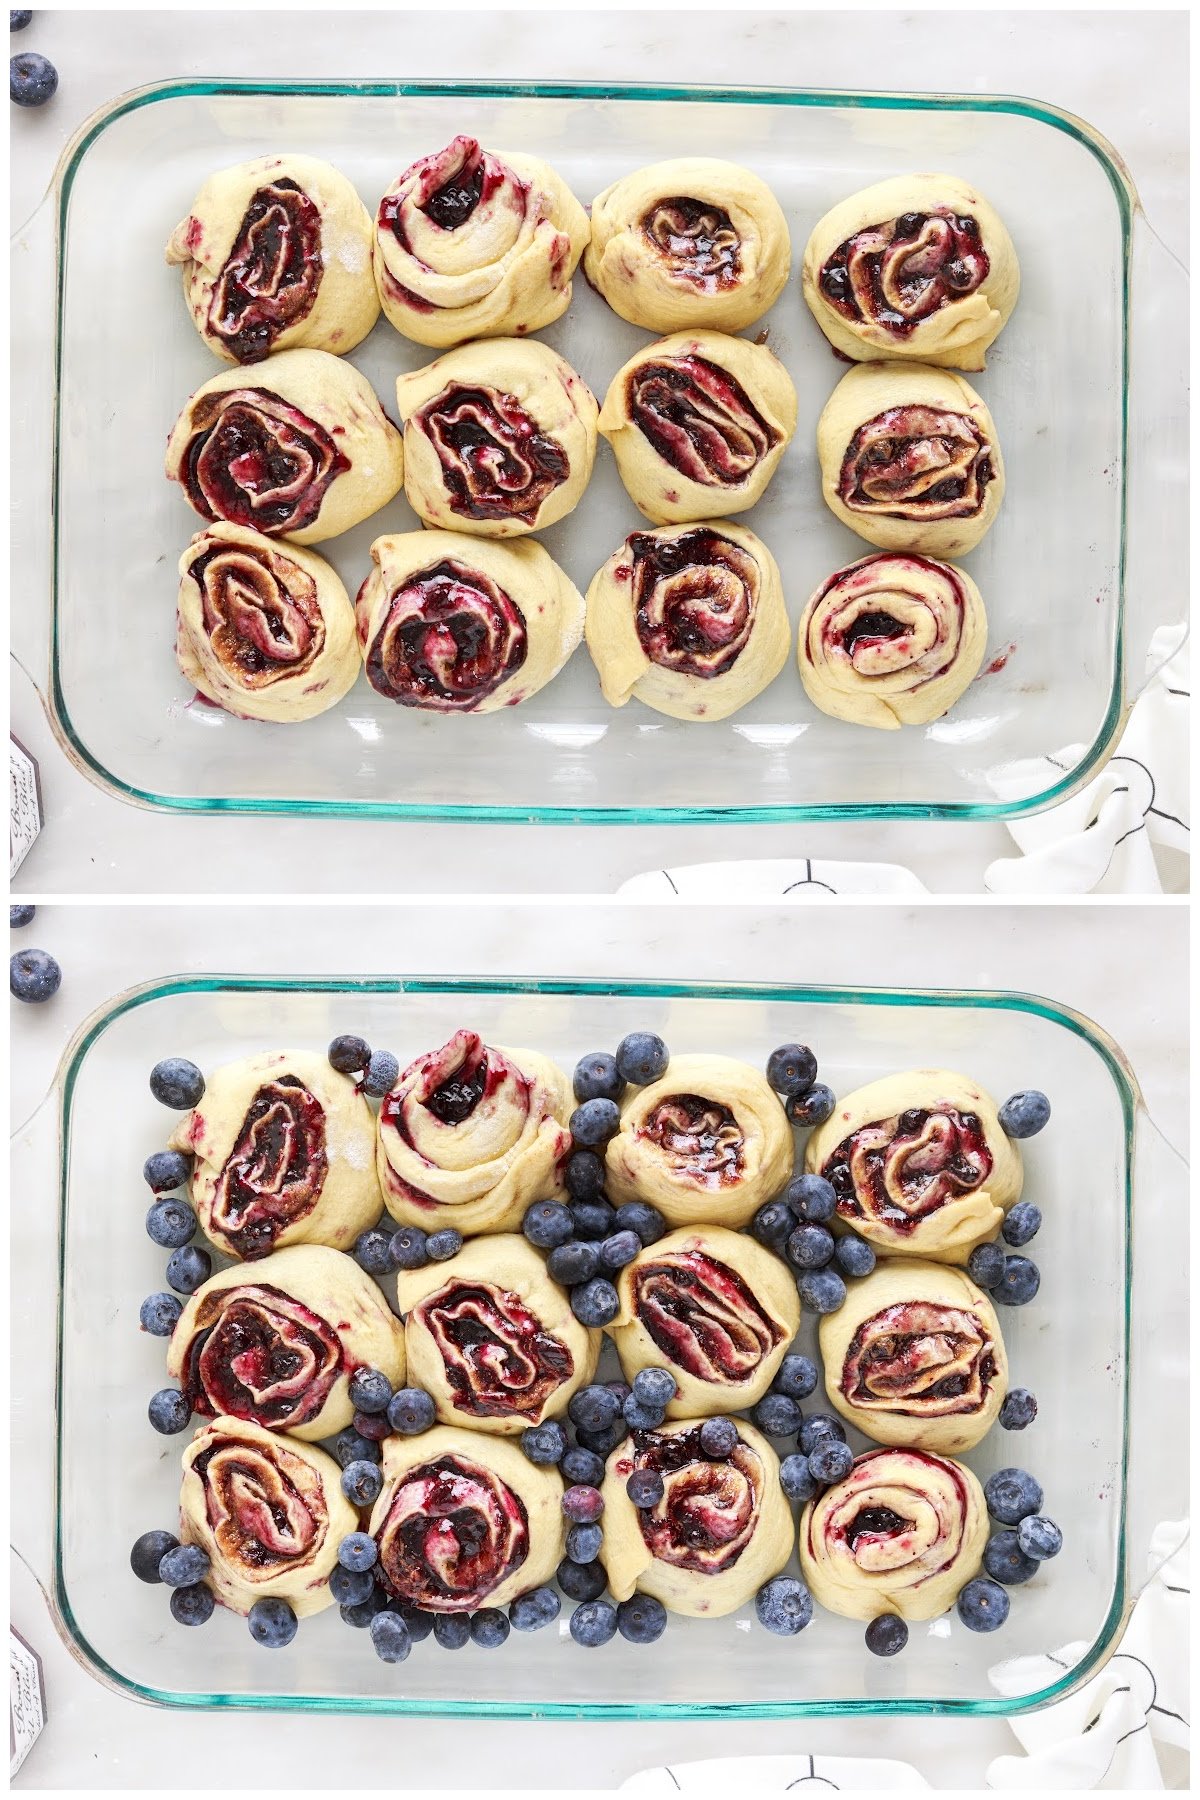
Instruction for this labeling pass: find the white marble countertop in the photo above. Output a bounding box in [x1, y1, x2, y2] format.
[8, 7, 1189, 897]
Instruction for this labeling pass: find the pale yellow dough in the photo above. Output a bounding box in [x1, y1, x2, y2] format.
[165, 154, 380, 364]
[585, 520, 791, 722]
[586, 159, 791, 334]
[395, 338, 598, 537]
[376, 1030, 573, 1235]
[604, 1053, 794, 1229]
[357, 530, 585, 712]
[610, 1225, 800, 1417]
[165, 348, 403, 547]
[598, 330, 797, 525]
[817, 362, 1004, 557]
[176, 525, 361, 723]
[821, 1259, 1008, 1454]
[179, 1415, 357, 1616]
[167, 1245, 405, 1442]
[167, 1049, 381, 1260]
[368, 1425, 563, 1610]
[601, 1418, 791, 1618]
[799, 1447, 988, 1622]
[373, 135, 589, 348]
[798, 551, 987, 730]
[397, 1233, 600, 1434]
[802, 174, 1019, 372]
[804, 1068, 1023, 1265]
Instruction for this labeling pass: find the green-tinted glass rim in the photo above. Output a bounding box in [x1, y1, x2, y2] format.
[50, 79, 1135, 824]
[54, 971, 1138, 1717]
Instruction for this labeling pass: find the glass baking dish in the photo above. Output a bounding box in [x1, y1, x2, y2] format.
[35, 972, 1181, 1717]
[25, 78, 1184, 823]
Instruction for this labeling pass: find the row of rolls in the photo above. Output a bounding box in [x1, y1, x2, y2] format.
[159, 1035, 1024, 1627]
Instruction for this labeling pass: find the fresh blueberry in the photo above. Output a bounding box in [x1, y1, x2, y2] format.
[522, 1200, 574, 1250]
[785, 1172, 837, 1223]
[335, 1427, 382, 1468]
[340, 1591, 388, 1628]
[613, 1201, 666, 1246]
[779, 1453, 819, 1503]
[766, 1043, 818, 1098]
[433, 1613, 471, 1649]
[510, 1586, 561, 1631]
[632, 1367, 676, 1412]
[626, 1468, 665, 1509]
[556, 1556, 608, 1602]
[341, 1460, 384, 1507]
[984, 1467, 1044, 1525]
[565, 1522, 603, 1564]
[967, 1240, 1006, 1289]
[614, 1032, 669, 1087]
[547, 1240, 601, 1286]
[998, 1091, 1051, 1139]
[387, 1600, 434, 1641]
[139, 1291, 183, 1337]
[470, 1608, 510, 1648]
[999, 1388, 1038, 1431]
[786, 1084, 836, 1128]
[865, 1614, 908, 1657]
[142, 1149, 191, 1192]
[798, 1412, 847, 1456]
[570, 1277, 620, 1328]
[831, 1237, 873, 1282]
[159, 1543, 210, 1588]
[568, 1384, 622, 1435]
[149, 1057, 205, 1110]
[148, 1387, 191, 1435]
[329, 1564, 376, 1607]
[170, 1583, 215, 1627]
[573, 1052, 624, 1103]
[956, 1577, 1010, 1633]
[1002, 1202, 1042, 1247]
[617, 1593, 668, 1644]
[753, 1393, 803, 1437]
[993, 1256, 1041, 1306]
[370, 1610, 412, 1662]
[983, 1530, 1039, 1585]
[576, 1418, 628, 1457]
[570, 1199, 618, 1240]
[249, 1596, 298, 1648]
[426, 1228, 463, 1262]
[353, 1407, 392, 1441]
[599, 1229, 641, 1271]
[386, 1387, 437, 1435]
[605, 1379, 632, 1408]
[348, 1368, 393, 1414]
[362, 1051, 399, 1099]
[9, 13, 33, 31]
[166, 1244, 211, 1295]
[9, 902, 35, 924]
[328, 1034, 371, 1075]
[699, 1416, 739, 1458]
[389, 1225, 429, 1270]
[565, 1152, 606, 1202]
[570, 1097, 621, 1147]
[130, 1528, 178, 1583]
[561, 1446, 606, 1488]
[570, 1599, 618, 1647]
[1017, 1515, 1062, 1561]
[750, 1200, 798, 1251]
[621, 1391, 664, 1432]
[562, 1485, 604, 1525]
[9, 948, 60, 998]
[796, 1267, 847, 1314]
[787, 1223, 835, 1270]
[773, 1354, 819, 1402]
[338, 1532, 378, 1574]
[9, 49, 54, 108]
[146, 1196, 197, 1250]
[755, 1575, 813, 1636]
[354, 1227, 397, 1276]
[808, 1438, 854, 1485]
[520, 1420, 567, 1466]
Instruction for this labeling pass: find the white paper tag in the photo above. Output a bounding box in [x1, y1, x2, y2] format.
[9, 1628, 46, 1779]
[9, 738, 43, 879]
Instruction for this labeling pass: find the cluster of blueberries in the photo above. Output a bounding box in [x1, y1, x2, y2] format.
[10, 11, 56, 108]
[9, 904, 61, 1003]
[140, 1058, 211, 1429]
[129, 1529, 296, 1644]
[953, 1466, 1062, 1640]
[960, 1090, 1052, 1309]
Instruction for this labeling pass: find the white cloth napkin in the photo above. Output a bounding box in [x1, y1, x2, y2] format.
[621, 1753, 931, 1793]
[616, 858, 930, 900]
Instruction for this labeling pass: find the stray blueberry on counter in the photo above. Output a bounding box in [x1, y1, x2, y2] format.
[566, 1522, 603, 1564]
[547, 1240, 601, 1287]
[159, 1543, 210, 1589]
[556, 1556, 607, 1602]
[699, 1415, 739, 1459]
[752, 1393, 803, 1438]
[632, 1367, 677, 1412]
[561, 1446, 606, 1488]
[984, 1467, 1044, 1525]
[796, 1266, 847, 1314]
[388, 1600, 434, 1641]
[426, 1228, 463, 1262]
[139, 1291, 183, 1337]
[779, 1453, 819, 1504]
[865, 1614, 908, 1657]
[338, 1532, 378, 1574]
[386, 1387, 437, 1435]
[786, 1172, 837, 1223]
[146, 1195, 198, 1250]
[993, 1255, 1041, 1306]
[834, 1234, 876, 1278]
[470, 1608, 510, 1648]
[509, 1585, 561, 1631]
[798, 1412, 847, 1456]
[9, 49, 55, 105]
[570, 1277, 620, 1328]
[142, 1149, 191, 1193]
[627, 1468, 665, 1509]
[998, 1090, 1051, 1139]
[10, 13, 34, 34]
[1016, 1515, 1062, 1561]
[956, 1576, 1010, 1633]
[389, 1224, 429, 1270]
[362, 1050, 399, 1099]
[348, 1368, 393, 1414]
[568, 1383, 622, 1435]
[570, 1198, 618, 1240]
[328, 1034, 371, 1075]
[370, 1610, 412, 1662]
[249, 1596, 299, 1648]
[522, 1199, 574, 1250]
[130, 1528, 179, 1583]
[148, 1387, 191, 1435]
[773, 1354, 819, 1402]
[755, 1575, 813, 1636]
[613, 1201, 666, 1246]
[570, 1598, 618, 1646]
[9, 902, 35, 925]
[341, 1459, 384, 1507]
[170, 1583, 215, 1627]
[353, 1226, 397, 1276]
[562, 1484, 605, 1525]
[599, 1229, 641, 1271]
[520, 1420, 567, 1466]
[1002, 1202, 1042, 1247]
[999, 1388, 1038, 1431]
[617, 1593, 668, 1644]
[573, 1051, 624, 1103]
[786, 1084, 836, 1128]
[750, 1199, 797, 1251]
[149, 1057, 205, 1110]
[329, 1564, 375, 1608]
[571, 1097, 621, 1147]
[808, 1438, 854, 1485]
[9, 947, 61, 1002]
[787, 1223, 835, 1270]
[166, 1244, 211, 1295]
[565, 1151, 606, 1202]
[983, 1531, 1039, 1585]
[766, 1043, 818, 1098]
[433, 1614, 471, 1650]
[966, 1240, 1006, 1289]
[615, 1031, 669, 1087]
[334, 1426, 382, 1468]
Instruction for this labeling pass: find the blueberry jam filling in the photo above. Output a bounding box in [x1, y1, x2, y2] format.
[212, 1075, 327, 1258]
[187, 543, 322, 681]
[421, 1281, 573, 1418]
[376, 1454, 528, 1608]
[844, 1505, 910, 1548]
[191, 1443, 315, 1569]
[641, 1092, 745, 1187]
[423, 157, 486, 229]
[823, 1104, 992, 1231]
[627, 356, 779, 486]
[427, 1051, 489, 1123]
[183, 391, 349, 535]
[819, 208, 989, 335]
[417, 385, 569, 523]
[629, 529, 758, 680]
[630, 1424, 761, 1572]
[364, 559, 528, 711]
[839, 406, 993, 519]
[840, 609, 907, 650]
[634, 1251, 782, 1382]
[843, 1300, 997, 1414]
[210, 178, 323, 363]
[184, 1286, 341, 1428]
[642, 196, 741, 286]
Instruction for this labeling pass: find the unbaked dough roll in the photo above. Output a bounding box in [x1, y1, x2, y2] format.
[176, 525, 360, 722]
[804, 1070, 1023, 1265]
[166, 154, 380, 365]
[817, 362, 1004, 557]
[165, 348, 404, 545]
[585, 159, 791, 334]
[610, 1226, 800, 1418]
[167, 1245, 405, 1442]
[821, 1260, 1008, 1454]
[799, 1447, 988, 1622]
[373, 135, 589, 347]
[377, 1029, 572, 1236]
[585, 521, 791, 722]
[798, 551, 987, 730]
[598, 330, 797, 524]
[167, 1050, 381, 1261]
[356, 529, 585, 712]
[397, 1234, 600, 1434]
[604, 1054, 793, 1229]
[601, 1418, 791, 1618]
[802, 174, 1019, 372]
[179, 1415, 357, 1617]
[368, 1425, 563, 1611]
[394, 338, 598, 537]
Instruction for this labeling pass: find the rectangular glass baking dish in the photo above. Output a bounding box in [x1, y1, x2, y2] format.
[35, 972, 1181, 1717]
[25, 78, 1184, 823]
